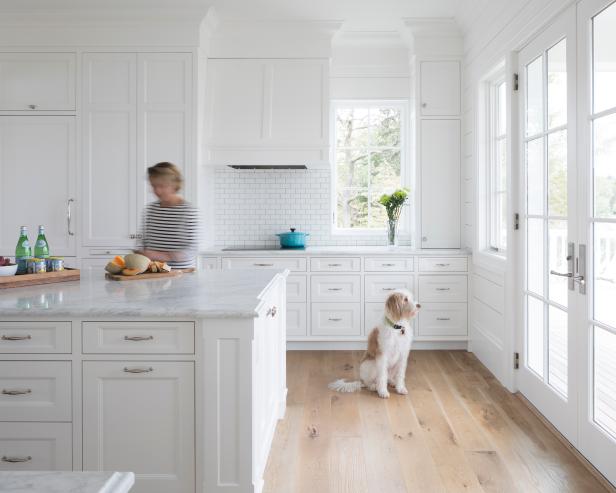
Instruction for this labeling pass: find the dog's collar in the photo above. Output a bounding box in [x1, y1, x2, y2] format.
[385, 316, 405, 331]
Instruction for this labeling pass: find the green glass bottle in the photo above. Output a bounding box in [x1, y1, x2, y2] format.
[15, 226, 32, 274]
[34, 225, 50, 259]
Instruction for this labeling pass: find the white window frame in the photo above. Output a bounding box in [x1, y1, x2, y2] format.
[330, 100, 410, 235]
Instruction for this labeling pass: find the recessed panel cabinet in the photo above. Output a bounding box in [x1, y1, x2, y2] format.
[420, 61, 460, 116]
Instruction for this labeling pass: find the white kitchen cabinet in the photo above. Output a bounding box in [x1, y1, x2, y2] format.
[0, 322, 71, 354]
[311, 303, 361, 336]
[287, 303, 307, 336]
[420, 60, 460, 116]
[82, 52, 192, 248]
[82, 361, 195, 493]
[0, 423, 72, 471]
[311, 275, 361, 303]
[0, 116, 76, 256]
[0, 53, 75, 112]
[417, 303, 467, 337]
[421, 119, 461, 248]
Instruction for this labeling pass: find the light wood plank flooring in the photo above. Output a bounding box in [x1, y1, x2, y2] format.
[263, 350, 613, 493]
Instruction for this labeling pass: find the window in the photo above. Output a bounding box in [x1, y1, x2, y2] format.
[487, 77, 507, 252]
[332, 101, 407, 231]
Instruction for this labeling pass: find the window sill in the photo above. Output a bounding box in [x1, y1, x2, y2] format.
[331, 228, 411, 237]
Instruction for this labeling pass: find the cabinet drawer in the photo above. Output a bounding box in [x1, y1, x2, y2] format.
[0, 422, 72, 471]
[311, 275, 360, 302]
[419, 276, 467, 302]
[82, 322, 194, 354]
[0, 362, 71, 422]
[364, 275, 414, 302]
[311, 303, 361, 336]
[287, 303, 307, 337]
[287, 275, 307, 302]
[364, 257, 414, 272]
[310, 257, 360, 272]
[88, 249, 133, 256]
[417, 303, 467, 337]
[419, 257, 467, 272]
[222, 257, 306, 272]
[0, 322, 71, 353]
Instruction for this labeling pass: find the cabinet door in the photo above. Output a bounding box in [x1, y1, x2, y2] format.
[0, 116, 76, 256]
[82, 53, 137, 247]
[137, 53, 193, 208]
[420, 61, 461, 116]
[83, 361, 194, 493]
[421, 119, 461, 248]
[0, 53, 75, 111]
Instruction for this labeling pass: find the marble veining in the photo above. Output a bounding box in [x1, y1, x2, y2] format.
[0, 471, 135, 493]
[201, 245, 471, 256]
[0, 270, 287, 318]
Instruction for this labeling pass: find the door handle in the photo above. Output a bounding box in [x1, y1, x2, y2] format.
[549, 270, 585, 283]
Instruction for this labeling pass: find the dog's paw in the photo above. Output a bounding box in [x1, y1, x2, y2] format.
[377, 388, 390, 399]
[396, 386, 408, 395]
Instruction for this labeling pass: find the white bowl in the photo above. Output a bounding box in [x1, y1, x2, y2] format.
[0, 264, 18, 276]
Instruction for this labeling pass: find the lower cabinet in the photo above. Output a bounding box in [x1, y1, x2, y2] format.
[82, 361, 195, 493]
[311, 303, 361, 336]
[287, 303, 307, 336]
[417, 303, 468, 337]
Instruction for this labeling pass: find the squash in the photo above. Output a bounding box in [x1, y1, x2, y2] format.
[123, 253, 150, 274]
[104, 260, 124, 275]
[122, 268, 141, 276]
[113, 255, 126, 268]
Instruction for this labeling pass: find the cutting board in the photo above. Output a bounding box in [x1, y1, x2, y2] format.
[105, 268, 195, 282]
[0, 268, 80, 289]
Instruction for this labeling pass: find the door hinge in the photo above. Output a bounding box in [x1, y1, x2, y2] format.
[513, 73, 519, 91]
[513, 213, 520, 230]
[514, 352, 520, 370]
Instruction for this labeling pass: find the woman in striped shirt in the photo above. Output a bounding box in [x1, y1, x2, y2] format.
[136, 162, 199, 269]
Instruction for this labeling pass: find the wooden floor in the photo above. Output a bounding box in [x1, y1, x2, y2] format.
[263, 350, 613, 493]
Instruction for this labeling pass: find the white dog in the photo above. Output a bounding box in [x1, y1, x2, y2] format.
[328, 289, 420, 399]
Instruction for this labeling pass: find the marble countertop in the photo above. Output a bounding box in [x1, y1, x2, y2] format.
[0, 269, 287, 318]
[0, 471, 135, 493]
[201, 246, 472, 256]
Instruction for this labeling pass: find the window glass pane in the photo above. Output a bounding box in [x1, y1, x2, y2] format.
[497, 138, 507, 191]
[593, 113, 616, 219]
[593, 2, 616, 113]
[370, 149, 401, 190]
[528, 218, 545, 296]
[548, 305, 568, 397]
[337, 189, 368, 229]
[527, 56, 544, 136]
[499, 192, 507, 249]
[498, 82, 507, 136]
[547, 39, 567, 129]
[548, 130, 567, 217]
[549, 220, 568, 307]
[594, 326, 616, 439]
[370, 108, 401, 147]
[594, 222, 616, 328]
[335, 108, 369, 148]
[370, 190, 388, 228]
[336, 150, 369, 189]
[527, 138, 545, 215]
[527, 296, 544, 377]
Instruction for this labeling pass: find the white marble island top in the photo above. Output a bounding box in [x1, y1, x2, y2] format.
[0, 270, 287, 318]
[0, 471, 135, 493]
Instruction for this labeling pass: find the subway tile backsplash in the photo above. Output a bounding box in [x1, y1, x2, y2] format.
[213, 168, 411, 247]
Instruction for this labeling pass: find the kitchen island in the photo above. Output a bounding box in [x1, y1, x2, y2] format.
[0, 269, 288, 493]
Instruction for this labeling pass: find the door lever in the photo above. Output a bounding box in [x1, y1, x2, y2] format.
[550, 270, 585, 286]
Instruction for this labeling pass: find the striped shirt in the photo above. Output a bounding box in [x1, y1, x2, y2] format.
[141, 201, 200, 269]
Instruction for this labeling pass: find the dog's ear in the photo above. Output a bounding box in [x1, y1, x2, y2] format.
[385, 292, 405, 322]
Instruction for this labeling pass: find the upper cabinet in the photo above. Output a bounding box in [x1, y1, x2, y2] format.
[205, 58, 329, 165]
[419, 60, 460, 116]
[0, 53, 76, 112]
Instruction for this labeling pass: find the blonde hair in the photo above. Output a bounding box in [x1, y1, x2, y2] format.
[147, 162, 183, 191]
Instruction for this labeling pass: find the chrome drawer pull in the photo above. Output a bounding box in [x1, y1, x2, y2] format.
[124, 335, 154, 341]
[327, 263, 342, 267]
[1, 335, 32, 341]
[382, 287, 396, 291]
[328, 318, 342, 322]
[254, 263, 274, 267]
[436, 288, 451, 291]
[436, 317, 451, 321]
[328, 288, 342, 291]
[267, 306, 277, 318]
[123, 367, 153, 373]
[2, 455, 32, 463]
[2, 389, 32, 396]
[382, 263, 396, 267]
[435, 263, 450, 267]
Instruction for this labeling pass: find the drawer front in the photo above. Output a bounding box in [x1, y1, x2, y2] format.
[287, 275, 307, 302]
[311, 303, 361, 336]
[82, 321, 195, 354]
[419, 276, 468, 302]
[365, 303, 416, 336]
[364, 275, 415, 302]
[0, 422, 72, 471]
[310, 257, 360, 272]
[417, 303, 468, 337]
[287, 303, 307, 337]
[222, 257, 307, 272]
[0, 322, 71, 353]
[0, 362, 71, 422]
[311, 275, 361, 302]
[88, 249, 133, 256]
[419, 257, 468, 272]
[364, 257, 414, 272]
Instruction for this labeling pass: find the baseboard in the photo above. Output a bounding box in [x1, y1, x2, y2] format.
[516, 393, 616, 493]
[287, 340, 469, 350]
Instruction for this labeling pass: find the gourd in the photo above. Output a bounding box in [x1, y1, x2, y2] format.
[123, 254, 151, 274]
[122, 268, 141, 276]
[104, 259, 124, 275]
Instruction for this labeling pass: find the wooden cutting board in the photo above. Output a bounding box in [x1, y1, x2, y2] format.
[0, 268, 81, 289]
[105, 268, 195, 282]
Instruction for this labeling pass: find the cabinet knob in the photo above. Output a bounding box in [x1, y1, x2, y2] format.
[28, 104, 37, 110]
[421, 102, 427, 108]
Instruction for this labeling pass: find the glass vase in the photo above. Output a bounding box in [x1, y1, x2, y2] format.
[387, 219, 398, 247]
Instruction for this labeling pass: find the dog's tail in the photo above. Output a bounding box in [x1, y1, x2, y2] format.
[328, 379, 364, 393]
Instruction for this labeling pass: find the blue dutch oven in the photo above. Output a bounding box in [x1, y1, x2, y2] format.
[276, 228, 309, 249]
